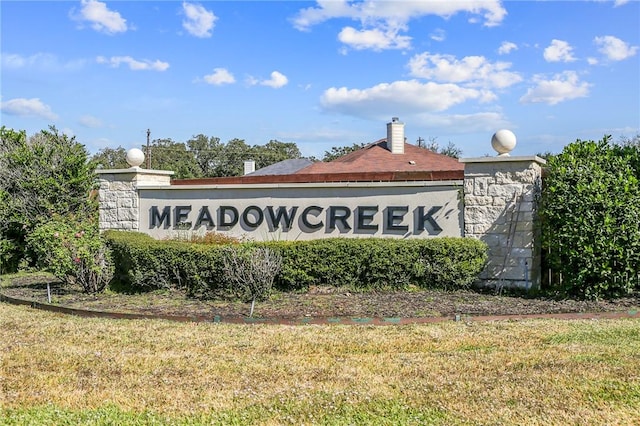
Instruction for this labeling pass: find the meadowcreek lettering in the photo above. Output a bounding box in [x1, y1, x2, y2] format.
[149, 205, 444, 234]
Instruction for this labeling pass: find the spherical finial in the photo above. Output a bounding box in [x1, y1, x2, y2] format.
[126, 148, 145, 167]
[491, 129, 517, 156]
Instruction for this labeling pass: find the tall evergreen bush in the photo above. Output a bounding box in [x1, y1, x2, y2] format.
[0, 126, 97, 271]
[539, 136, 640, 298]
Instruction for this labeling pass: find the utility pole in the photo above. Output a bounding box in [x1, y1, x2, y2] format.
[417, 137, 424, 148]
[146, 129, 151, 169]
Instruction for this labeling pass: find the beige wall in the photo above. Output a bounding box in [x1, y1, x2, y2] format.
[460, 156, 546, 289]
[137, 182, 463, 241]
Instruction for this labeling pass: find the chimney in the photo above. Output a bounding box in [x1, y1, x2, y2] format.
[386, 117, 405, 154]
[243, 160, 256, 175]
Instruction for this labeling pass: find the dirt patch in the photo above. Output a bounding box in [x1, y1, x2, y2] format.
[2, 275, 640, 319]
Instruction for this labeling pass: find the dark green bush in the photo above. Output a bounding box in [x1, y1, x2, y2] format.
[105, 231, 487, 297]
[104, 230, 228, 298]
[539, 137, 640, 298]
[265, 237, 487, 291]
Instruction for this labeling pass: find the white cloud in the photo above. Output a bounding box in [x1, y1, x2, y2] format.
[320, 80, 489, 118]
[182, 2, 217, 38]
[1, 52, 86, 71]
[408, 52, 522, 89]
[587, 57, 599, 65]
[203, 68, 235, 85]
[338, 26, 411, 51]
[259, 71, 289, 89]
[430, 29, 446, 42]
[96, 56, 169, 71]
[0, 53, 27, 68]
[543, 39, 576, 62]
[594, 35, 638, 61]
[72, 0, 128, 35]
[0, 97, 58, 120]
[591, 0, 631, 7]
[292, 1, 506, 51]
[520, 71, 591, 105]
[78, 115, 103, 128]
[416, 111, 511, 134]
[293, 1, 506, 30]
[498, 41, 517, 55]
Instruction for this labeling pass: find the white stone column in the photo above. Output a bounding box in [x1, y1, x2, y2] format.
[96, 168, 174, 232]
[460, 156, 546, 290]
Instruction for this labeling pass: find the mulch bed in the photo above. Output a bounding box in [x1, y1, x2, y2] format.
[2, 275, 640, 320]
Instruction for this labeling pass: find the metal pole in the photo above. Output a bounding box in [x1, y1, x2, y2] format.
[146, 129, 151, 169]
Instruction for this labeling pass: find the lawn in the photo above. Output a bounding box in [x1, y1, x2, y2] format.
[1, 303, 639, 425]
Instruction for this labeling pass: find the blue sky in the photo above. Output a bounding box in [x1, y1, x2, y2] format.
[1, 0, 638, 159]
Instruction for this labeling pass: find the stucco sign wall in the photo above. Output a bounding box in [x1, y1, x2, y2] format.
[137, 182, 463, 240]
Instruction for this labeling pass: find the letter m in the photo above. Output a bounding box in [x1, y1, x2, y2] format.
[151, 206, 170, 228]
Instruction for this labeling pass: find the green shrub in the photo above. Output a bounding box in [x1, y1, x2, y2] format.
[0, 237, 22, 274]
[539, 137, 640, 298]
[0, 126, 98, 272]
[105, 231, 228, 298]
[26, 216, 114, 293]
[105, 232, 487, 297]
[268, 237, 487, 291]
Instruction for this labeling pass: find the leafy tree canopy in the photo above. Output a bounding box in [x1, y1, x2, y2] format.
[146, 138, 202, 179]
[322, 143, 366, 162]
[93, 146, 129, 169]
[94, 136, 306, 178]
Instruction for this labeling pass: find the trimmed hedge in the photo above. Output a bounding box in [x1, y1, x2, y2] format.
[104, 231, 487, 297]
[539, 137, 640, 298]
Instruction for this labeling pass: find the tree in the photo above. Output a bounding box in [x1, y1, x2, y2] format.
[147, 138, 201, 179]
[212, 138, 252, 177]
[322, 143, 366, 162]
[619, 133, 640, 147]
[92, 146, 129, 169]
[0, 126, 98, 271]
[420, 137, 462, 158]
[187, 134, 223, 177]
[253, 139, 302, 169]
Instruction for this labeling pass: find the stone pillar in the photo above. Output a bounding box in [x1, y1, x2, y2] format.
[460, 156, 546, 290]
[96, 168, 173, 232]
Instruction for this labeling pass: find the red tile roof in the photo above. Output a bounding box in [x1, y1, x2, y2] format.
[296, 139, 464, 174]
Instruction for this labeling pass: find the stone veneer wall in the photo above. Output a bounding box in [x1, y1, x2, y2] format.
[459, 156, 546, 289]
[96, 168, 173, 231]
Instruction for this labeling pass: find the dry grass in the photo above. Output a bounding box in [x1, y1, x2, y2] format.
[1, 303, 639, 425]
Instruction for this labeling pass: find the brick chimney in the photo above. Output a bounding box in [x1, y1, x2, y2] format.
[386, 117, 405, 154]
